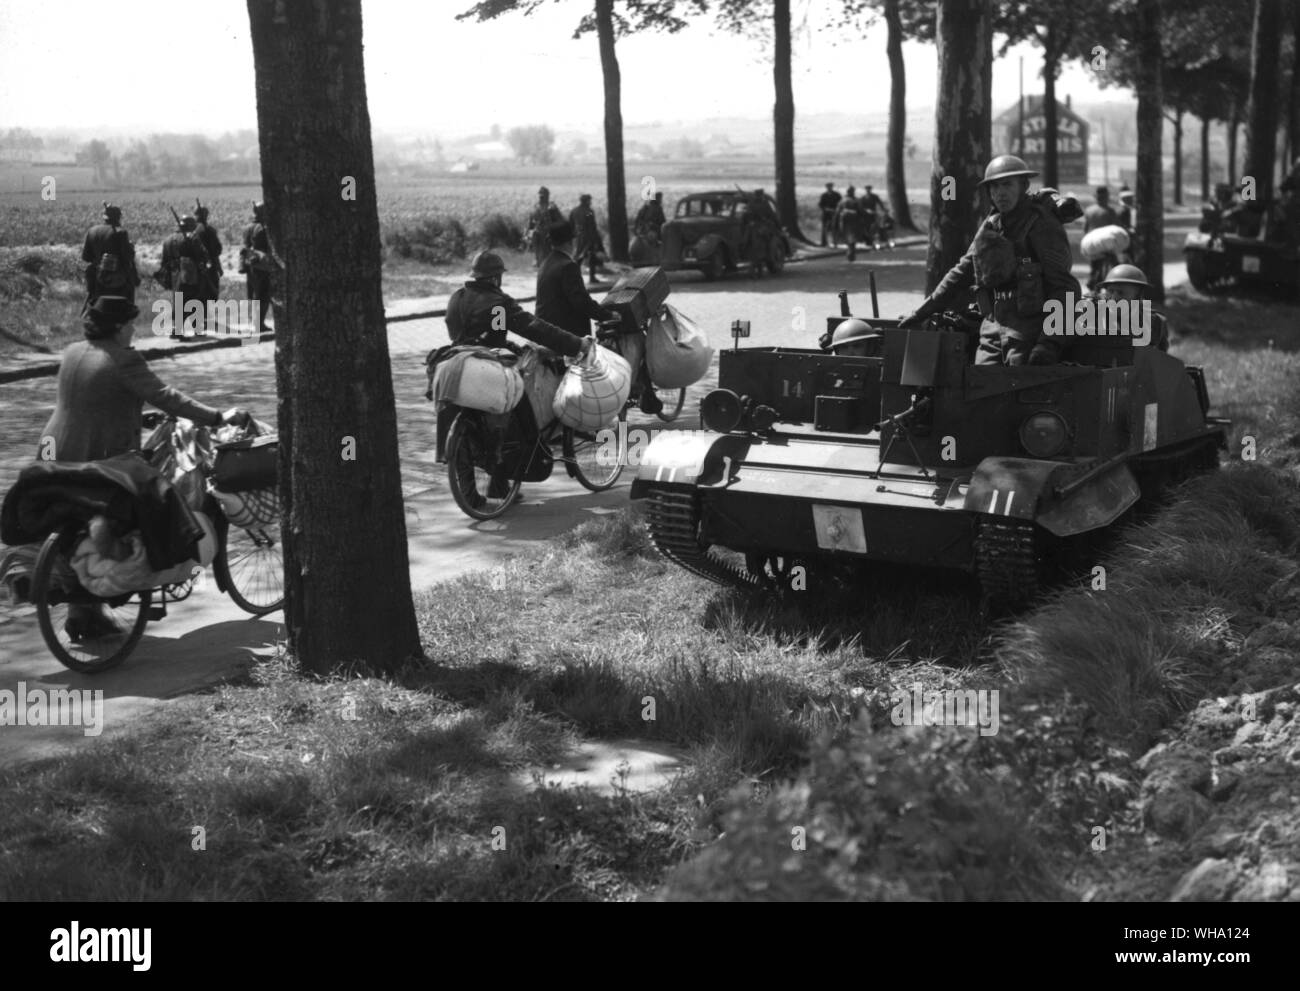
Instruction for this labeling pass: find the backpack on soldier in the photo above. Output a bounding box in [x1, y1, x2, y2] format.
[96, 230, 131, 293]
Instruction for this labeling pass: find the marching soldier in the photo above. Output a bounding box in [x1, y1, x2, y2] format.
[569, 193, 606, 284]
[527, 186, 564, 268]
[899, 154, 1080, 366]
[818, 182, 842, 246]
[193, 200, 223, 307]
[81, 203, 141, 312]
[159, 214, 211, 338]
[240, 201, 273, 336]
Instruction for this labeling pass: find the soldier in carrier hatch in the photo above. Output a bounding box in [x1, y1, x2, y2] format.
[898, 154, 1080, 366]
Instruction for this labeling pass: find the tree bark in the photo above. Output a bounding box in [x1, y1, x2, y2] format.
[773, 0, 806, 240]
[1200, 114, 1210, 201]
[1228, 103, 1239, 181]
[1291, 0, 1300, 169]
[595, 0, 629, 263]
[1245, 0, 1283, 204]
[884, 0, 914, 230]
[1134, 0, 1165, 304]
[246, 0, 421, 675]
[926, 0, 992, 295]
[1042, 42, 1059, 190]
[1173, 108, 1184, 206]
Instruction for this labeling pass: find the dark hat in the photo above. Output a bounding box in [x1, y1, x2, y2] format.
[102, 201, 122, 224]
[538, 186, 550, 197]
[180, 214, 197, 232]
[252, 200, 265, 219]
[1095, 186, 1110, 199]
[579, 193, 592, 203]
[549, 220, 575, 244]
[83, 296, 140, 337]
[825, 182, 835, 189]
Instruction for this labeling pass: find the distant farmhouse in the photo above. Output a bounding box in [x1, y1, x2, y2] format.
[994, 95, 1089, 187]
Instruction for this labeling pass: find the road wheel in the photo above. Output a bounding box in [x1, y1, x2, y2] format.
[702, 250, 726, 282]
[766, 239, 786, 274]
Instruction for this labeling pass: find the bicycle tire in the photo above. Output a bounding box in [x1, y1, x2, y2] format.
[563, 407, 627, 491]
[214, 511, 285, 615]
[32, 525, 150, 674]
[447, 410, 521, 519]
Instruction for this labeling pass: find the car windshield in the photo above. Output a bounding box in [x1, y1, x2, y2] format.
[676, 197, 734, 218]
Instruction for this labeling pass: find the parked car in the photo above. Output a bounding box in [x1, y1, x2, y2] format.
[652, 191, 791, 280]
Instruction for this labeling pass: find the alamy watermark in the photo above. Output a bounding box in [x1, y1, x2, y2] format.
[889, 682, 1000, 737]
[0, 682, 103, 737]
[150, 292, 263, 341]
[1042, 292, 1154, 347]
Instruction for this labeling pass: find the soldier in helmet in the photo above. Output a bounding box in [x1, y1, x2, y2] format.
[569, 193, 607, 284]
[159, 213, 211, 338]
[81, 202, 141, 312]
[240, 202, 273, 336]
[899, 154, 1081, 366]
[193, 200, 223, 310]
[1097, 263, 1169, 352]
[527, 186, 564, 268]
[826, 317, 883, 358]
[444, 250, 592, 501]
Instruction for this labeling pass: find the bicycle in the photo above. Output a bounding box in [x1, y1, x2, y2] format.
[436, 345, 630, 521]
[596, 317, 687, 423]
[26, 412, 285, 674]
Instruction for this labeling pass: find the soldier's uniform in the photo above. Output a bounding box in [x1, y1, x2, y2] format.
[81, 205, 140, 309]
[160, 216, 211, 337]
[635, 195, 666, 238]
[569, 196, 605, 284]
[818, 184, 842, 245]
[528, 187, 564, 268]
[193, 207, 223, 304]
[241, 205, 273, 335]
[908, 156, 1080, 366]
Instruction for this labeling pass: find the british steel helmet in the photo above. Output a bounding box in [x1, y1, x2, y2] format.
[829, 318, 877, 350]
[979, 154, 1038, 186]
[180, 214, 197, 231]
[470, 250, 506, 278]
[1099, 263, 1149, 288]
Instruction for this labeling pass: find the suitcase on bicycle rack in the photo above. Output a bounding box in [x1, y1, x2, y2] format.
[602, 266, 669, 334]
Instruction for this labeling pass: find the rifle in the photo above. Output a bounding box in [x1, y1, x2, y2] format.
[169, 205, 183, 230]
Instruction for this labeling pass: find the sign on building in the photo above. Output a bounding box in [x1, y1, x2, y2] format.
[994, 95, 1090, 187]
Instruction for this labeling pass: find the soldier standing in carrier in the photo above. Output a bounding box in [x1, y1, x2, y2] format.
[241, 201, 273, 336]
[81, 203, 141, 313]
[818, 182, 842, 246]
[899, 154, 1080, 366]
[527, 186, 564, 268]
[159, 214, 211, 338]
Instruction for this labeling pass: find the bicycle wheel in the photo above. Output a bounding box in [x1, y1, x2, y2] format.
[215, 511, 284, 615]
[32, 525, 150, 674]
[447, 410, 521, 519]
[563, 407, 627, 491]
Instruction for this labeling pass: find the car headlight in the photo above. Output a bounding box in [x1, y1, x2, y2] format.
[1019, 410, 1070, 458]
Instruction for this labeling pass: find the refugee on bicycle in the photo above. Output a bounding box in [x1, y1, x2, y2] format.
[30, 295, 250, 639]
[445, 251, 592, 497]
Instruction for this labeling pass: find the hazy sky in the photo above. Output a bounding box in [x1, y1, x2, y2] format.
[0, 0, 1121, 137]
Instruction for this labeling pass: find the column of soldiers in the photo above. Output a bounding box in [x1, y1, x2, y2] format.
[828, 183, 895, 260]
[81, 201, 272, 339]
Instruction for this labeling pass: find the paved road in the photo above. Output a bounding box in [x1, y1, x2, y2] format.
[0, 234, 1194, 764]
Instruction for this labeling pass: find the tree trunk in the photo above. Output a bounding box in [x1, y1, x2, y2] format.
[926, 0, 992, 294]
[595, 0, 629, 263]
[1200, 114, 1210, 201]
[246, 0, 421, 675]
[1228, 104, 1239, 181]
[1134, 0, 1165, 303]
[1042, 43, 1059, 190]
[773, 0, 806, 240]
[1291, 0, 1300, 169]
[1245, 0, 1282, 204]
[884, 0, 914, 230]
[1173, 108, 1184, 206]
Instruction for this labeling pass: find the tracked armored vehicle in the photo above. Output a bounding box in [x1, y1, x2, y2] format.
[629, 298, 1230, 607]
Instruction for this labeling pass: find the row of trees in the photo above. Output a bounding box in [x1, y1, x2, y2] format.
[246, 0, 1298, 674]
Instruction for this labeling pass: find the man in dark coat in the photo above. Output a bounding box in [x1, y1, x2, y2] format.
[241, 202, 273, 336]
[82, 203, 141, 311]
[569, 193, 606, 284]
[193, 201, 223, 306]
[159, 214, 211, 338]
[536, 222, 616, 339]
[818, 183, 842, 246]
[899, 155, 1080, 366]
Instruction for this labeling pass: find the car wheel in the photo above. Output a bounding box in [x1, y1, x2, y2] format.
[702, 250, 726, 282]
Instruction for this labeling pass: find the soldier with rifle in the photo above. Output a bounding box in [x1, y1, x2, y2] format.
[81, 202, 141, 313]
[193, 198, 223, 309]
[157, 209, 211, 338]
[240, 201, 274, 336]
[526, 186, 564, 268]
